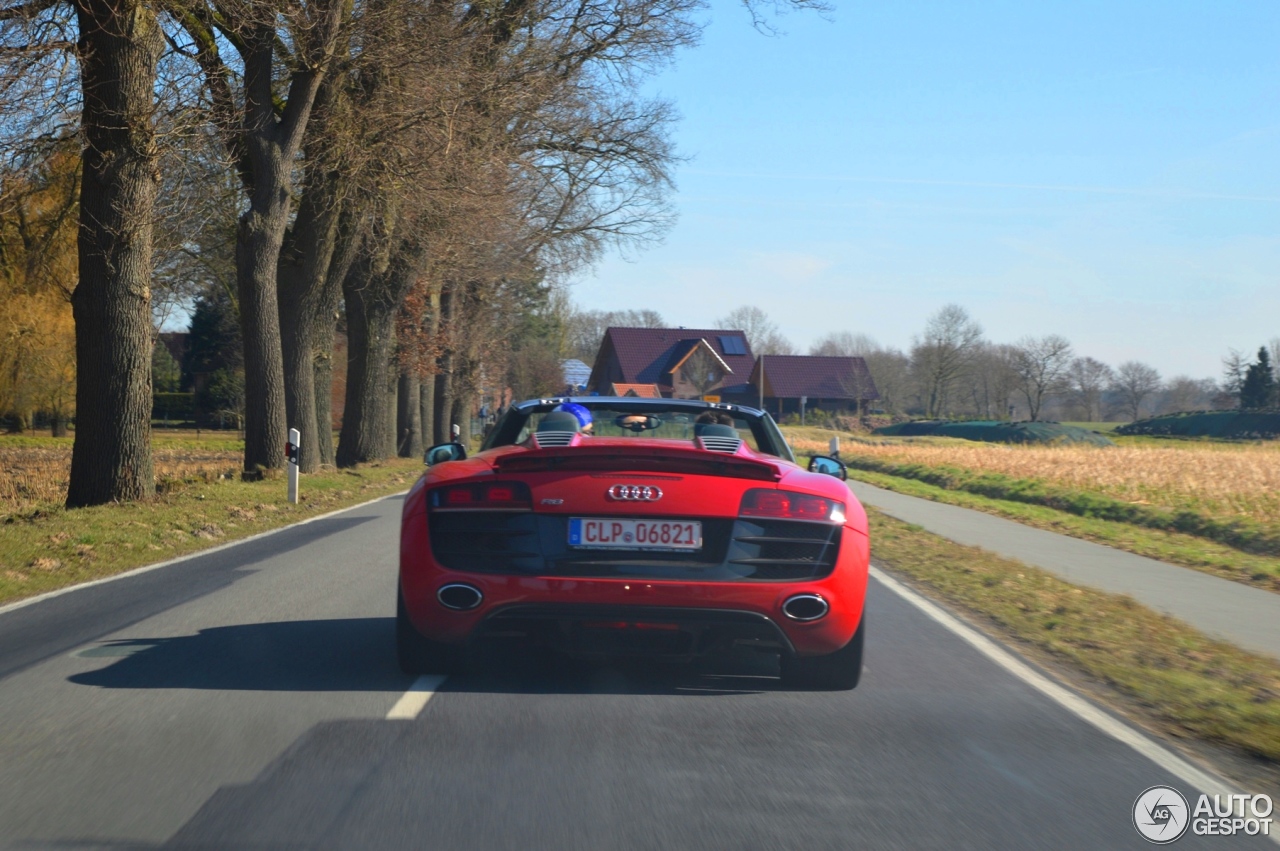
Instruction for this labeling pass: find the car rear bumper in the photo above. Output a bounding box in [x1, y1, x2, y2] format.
[399, 547, 868, 657]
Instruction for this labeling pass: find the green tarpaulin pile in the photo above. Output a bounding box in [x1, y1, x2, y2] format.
[873, 420, 1115, 446]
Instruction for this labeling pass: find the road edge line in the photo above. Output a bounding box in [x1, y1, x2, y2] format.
[0, 490, 410, 619]
[870, 564, 1276, 829]
[386, 675, 447, 720]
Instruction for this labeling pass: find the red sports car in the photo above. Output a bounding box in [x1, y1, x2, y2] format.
[398, 398, 868, 689]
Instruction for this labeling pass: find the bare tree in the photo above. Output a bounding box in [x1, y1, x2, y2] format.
[964, 342, 1020, 419]
[1157, 376, 1217, 414]
[1110, 361, 1162, 421]
[809, 331, 877, 357]
[0, 0, 167, 505]
[910, 304, 983, 418]
[1066, 356, 1115, 422]
[862, 348, 912, 415]
[565, 307, 665, 362]
[169, 0, 347, 474]
[716, 305, 793, 355]
[1010, 334, 1073, 421]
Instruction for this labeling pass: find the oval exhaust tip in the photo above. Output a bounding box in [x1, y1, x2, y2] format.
[782, 594, 829, 622]
[437, 583, 483, 611]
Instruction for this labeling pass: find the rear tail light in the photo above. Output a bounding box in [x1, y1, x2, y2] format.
[429, 481, 532, 510]
[739, 488, 845, 523]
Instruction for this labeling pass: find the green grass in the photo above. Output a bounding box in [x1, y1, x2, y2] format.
[848, 468, 1280, 592]
[869, 508, 1280, 762]
[0, 458, 421, 607]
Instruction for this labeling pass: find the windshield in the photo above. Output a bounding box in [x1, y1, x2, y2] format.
[483, 399, 795, 462]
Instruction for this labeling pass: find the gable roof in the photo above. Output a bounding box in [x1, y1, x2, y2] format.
[588, 327, 756, 394]
[610, 383, 663, 398]
[751, 355, 879, 400]
[666, 338, 733, 376]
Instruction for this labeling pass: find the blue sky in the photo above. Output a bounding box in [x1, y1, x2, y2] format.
[571, 0, 1280, 379]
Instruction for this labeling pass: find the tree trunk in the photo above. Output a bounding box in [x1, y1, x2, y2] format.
[232, 20, 335, 474]
[277, 174, 351, 471]
[433, 282, 457, 444]
[397, 371, 422, 457]
[452, 392, 471, 445]
[67, 0, 161, 507]
[314, 326, 336, 466]
[335, 260, 399, 467]
[385, 371, 399, 458]
[419, 378, 434, 453]
[51, 414, 67, 438]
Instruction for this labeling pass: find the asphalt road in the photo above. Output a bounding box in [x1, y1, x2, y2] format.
[0, 494, 1272, 850]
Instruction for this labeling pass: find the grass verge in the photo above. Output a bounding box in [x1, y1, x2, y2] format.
[848, 468, 1280, 593]
[868, 508, 1280, 763]
[0, 458, 421, 608]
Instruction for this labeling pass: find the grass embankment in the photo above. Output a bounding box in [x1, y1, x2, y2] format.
[0, 432, 420, 607]
[869, 508, 1280, 763]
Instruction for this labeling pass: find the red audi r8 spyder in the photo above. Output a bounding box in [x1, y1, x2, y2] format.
[397, 397, 869, 689]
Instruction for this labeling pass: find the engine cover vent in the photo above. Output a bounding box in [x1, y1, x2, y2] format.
[696, 435, 743, 453]
[532, 430, 578, 448]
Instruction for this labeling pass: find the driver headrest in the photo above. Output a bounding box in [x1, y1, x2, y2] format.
[537, 411, 581, 433]
[694, 423, 737, 439]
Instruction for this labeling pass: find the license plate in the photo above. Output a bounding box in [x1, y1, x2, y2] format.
[568, 518, 702, 551]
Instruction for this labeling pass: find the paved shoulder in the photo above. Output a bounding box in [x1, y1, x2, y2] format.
[849, 479, 1280, 659]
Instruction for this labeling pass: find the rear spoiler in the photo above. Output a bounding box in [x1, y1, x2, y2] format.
[495, 444, 782, 481]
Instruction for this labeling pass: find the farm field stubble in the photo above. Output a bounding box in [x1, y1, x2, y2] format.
[788, 431, 1280, 527]
[0, 431, 419, 606]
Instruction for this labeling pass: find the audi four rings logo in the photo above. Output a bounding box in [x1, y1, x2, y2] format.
[608, 484, 663, 501]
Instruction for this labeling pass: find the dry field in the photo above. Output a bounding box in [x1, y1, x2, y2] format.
[1, 437, 242, 516]
[831, 438, 1280, 526]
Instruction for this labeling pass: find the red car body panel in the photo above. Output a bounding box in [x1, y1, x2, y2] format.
[399, 420, 868, 659]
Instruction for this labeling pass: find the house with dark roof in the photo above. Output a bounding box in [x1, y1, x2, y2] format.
[587, 327, 757, 400]
[748, 355, 879, 416]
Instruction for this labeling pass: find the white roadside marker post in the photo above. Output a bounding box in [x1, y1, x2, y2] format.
[829, 435, 840, 458]
[287, 427, 300, 505]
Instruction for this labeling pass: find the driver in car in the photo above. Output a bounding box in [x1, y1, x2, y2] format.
[554, 402, 594, 434]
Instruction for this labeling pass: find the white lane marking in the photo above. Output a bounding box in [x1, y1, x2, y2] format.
[871, 564, 1278, 843]
[0, 491, 410, 619]
[387, 675, 447, 720]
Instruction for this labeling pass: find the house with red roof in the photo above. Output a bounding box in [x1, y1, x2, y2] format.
[586, 327, 757, 401]
[587, 328, 879, 415]
[749, 355, 879, 416]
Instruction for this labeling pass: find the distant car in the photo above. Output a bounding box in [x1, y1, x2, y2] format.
[398, 397, 868, 689]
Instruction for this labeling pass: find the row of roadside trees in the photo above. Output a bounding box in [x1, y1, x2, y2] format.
[1, 0, 823, 506]
[802, 305, 1274, 422]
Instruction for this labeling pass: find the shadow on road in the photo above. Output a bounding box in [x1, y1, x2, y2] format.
[68, 619, 787, 697]
[0, 512, 385, 684]
[444, 639, 788, 697]
[69, 617, 406, 693]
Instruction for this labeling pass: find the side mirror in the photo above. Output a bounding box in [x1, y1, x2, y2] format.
[808, 455, 847, 480]
[425, 442, 467, 466]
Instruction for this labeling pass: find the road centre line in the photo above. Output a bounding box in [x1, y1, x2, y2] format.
[870, 564, 1276, 841]
[0, 491, 410, 619]
[387, 675, 447, 719]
